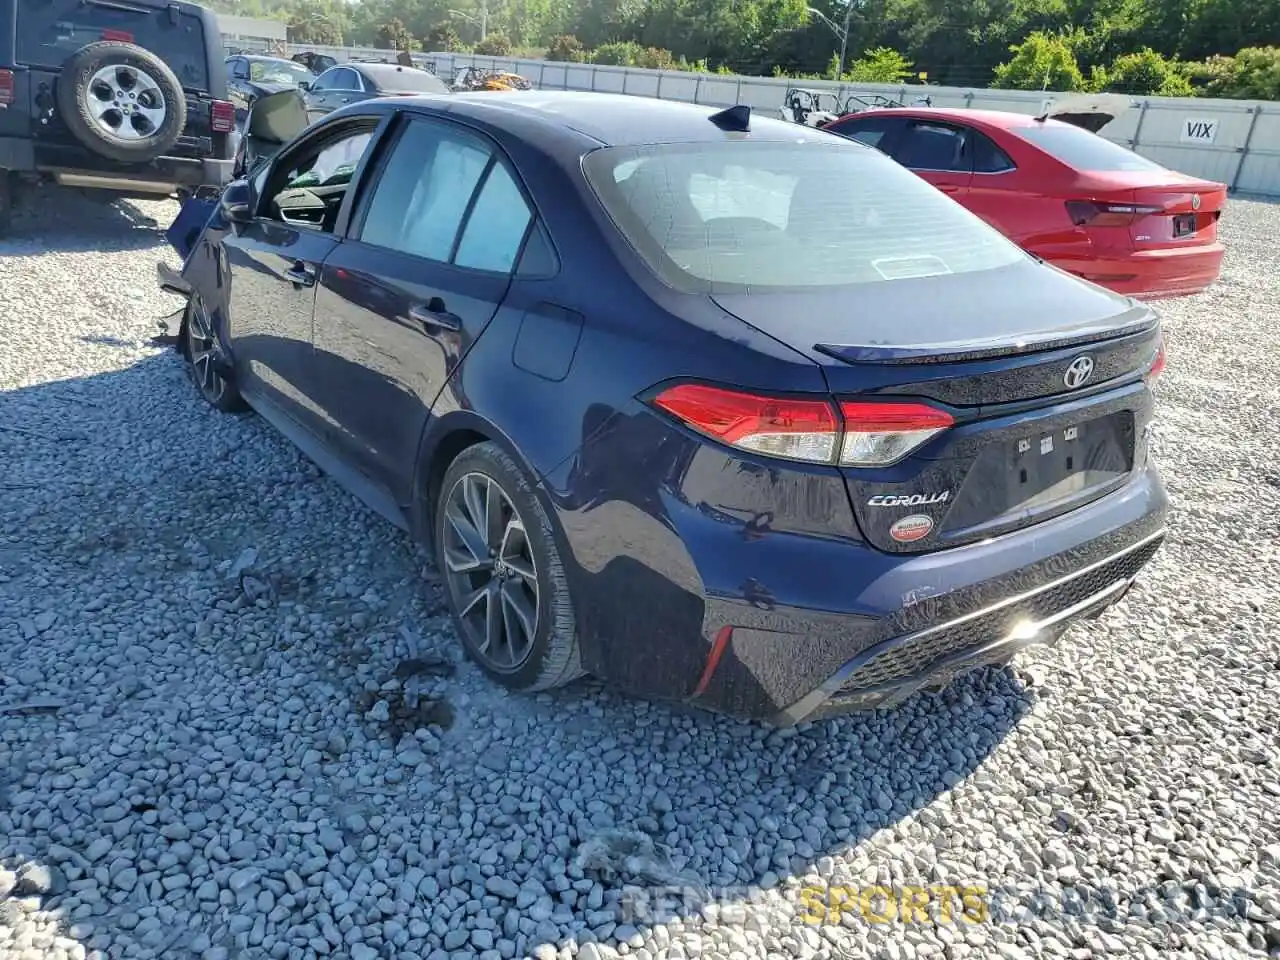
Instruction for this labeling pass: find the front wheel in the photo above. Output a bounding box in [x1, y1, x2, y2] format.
[434, 442, 583, 692]
[183, 296, 244, 412]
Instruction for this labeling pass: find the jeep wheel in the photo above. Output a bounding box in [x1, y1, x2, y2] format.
[56, 42, 186, 164]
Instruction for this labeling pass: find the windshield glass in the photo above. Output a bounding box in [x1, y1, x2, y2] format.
[582, 139, 1026, 292]
[1011, 121, 1167, 172]
[366, 67, 450, 94]
[250, 60, 315, 85]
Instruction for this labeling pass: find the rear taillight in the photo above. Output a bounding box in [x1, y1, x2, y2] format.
[0, 69, 14, 107]
[838, 402, 955, 467]
[210, 100, 236, 133]
[101, 29, 134, 42]
[1065, 200, 1162, 227]
[649, 383, 953, 467]
[1146, 337, 1166, 384]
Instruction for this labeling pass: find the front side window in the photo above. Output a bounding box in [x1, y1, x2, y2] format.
[582, 140, 1026, 291]
[264, 127, 375, 231]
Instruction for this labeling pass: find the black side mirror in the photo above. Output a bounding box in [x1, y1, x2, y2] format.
[298, 80, 311, 92]
[220, 180, 253, 224]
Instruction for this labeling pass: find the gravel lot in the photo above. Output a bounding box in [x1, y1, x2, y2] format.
[1, 188, 1278, 960]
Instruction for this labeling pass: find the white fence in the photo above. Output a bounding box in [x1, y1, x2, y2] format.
[225, 36, 1280, 197]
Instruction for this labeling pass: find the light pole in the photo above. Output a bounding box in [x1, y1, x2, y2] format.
[807, 3, 857, 78]
[449, 2, 489, 42]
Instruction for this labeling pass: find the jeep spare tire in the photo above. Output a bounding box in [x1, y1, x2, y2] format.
[56, 41, 186, 164]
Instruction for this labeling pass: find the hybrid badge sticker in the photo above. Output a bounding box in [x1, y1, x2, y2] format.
[890, 515, 934, 543]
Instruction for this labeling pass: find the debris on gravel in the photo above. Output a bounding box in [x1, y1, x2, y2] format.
[1, 189, 1278, 960]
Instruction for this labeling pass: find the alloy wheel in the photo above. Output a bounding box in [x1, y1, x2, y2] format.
[441, 472, 539, 672]
[87, 64, 166, 141]
[186, 299, 226, 402]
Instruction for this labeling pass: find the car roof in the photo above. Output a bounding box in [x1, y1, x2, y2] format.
[401, 91, 849, 147]
[354, 62, 437, 79]
[855, 106, 1045, 130]
[238, 55, 302, 66]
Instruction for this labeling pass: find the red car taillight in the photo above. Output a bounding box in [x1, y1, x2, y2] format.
[0, 69, 14, 107]
[210, 99, 236, 133]
[101, 29, 134, 42]
[649, 383, 953, 467]
[1065, 200, 1163, 228]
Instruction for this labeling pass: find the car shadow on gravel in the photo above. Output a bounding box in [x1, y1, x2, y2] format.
[3, 186, 169, 254]
[0, 354, 1037, 960]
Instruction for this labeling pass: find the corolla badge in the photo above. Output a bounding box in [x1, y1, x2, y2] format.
[1063, 355, 1095, 389]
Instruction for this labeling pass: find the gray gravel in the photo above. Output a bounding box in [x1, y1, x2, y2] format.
[1, 187, 1278, 960]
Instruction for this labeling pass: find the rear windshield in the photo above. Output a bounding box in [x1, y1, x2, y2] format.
[250, 60, 315, 86]
[1011, 122, 1167, 173]
[364, 66, 451, 94]
[18, 5, 210, 91]
[581, 140, 1026, 292]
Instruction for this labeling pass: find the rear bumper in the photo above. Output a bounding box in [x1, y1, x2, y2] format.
[1049, 242, 1225, 300]
[773, 529, 1156, 723]
[571, 461, 1168, 724]
[0, 137, 233, 190]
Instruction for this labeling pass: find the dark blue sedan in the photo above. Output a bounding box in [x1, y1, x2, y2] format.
[156, 91, 1168, 724]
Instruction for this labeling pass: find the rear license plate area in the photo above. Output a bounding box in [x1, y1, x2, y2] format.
[1008, 412, 1132, 509]
[1173, 213, 1196, 238]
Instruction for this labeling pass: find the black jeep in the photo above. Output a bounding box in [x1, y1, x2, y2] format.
[0, 0, 235, 232]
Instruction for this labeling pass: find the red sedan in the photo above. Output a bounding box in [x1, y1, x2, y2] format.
[823, 105, 1226, 300]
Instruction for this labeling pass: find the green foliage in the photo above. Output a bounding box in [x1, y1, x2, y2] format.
[475, 33, 515, 55]
[589, 41, 680, 69]
[425, 23, 462, 52]
[1099, 48, 1193, 95]
[375, 17, 417, 52]
[1191, 46, 1280, 99]
[992, 31, 1086, 90]
[204, 0, 1280, 98]
[546, 35, 586, 61]
[846, 47, 915, 82]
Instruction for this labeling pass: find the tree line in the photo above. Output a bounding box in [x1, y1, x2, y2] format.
[210, 0, 1280, 98]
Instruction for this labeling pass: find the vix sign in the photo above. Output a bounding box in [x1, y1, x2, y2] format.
[1180, 117, 1219, 144]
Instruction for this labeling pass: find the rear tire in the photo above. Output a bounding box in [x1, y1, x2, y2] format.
[434, 442, 583, 692]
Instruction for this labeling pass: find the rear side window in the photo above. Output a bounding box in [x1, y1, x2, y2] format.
[971, 130, 1015, 173]
[583, 140, 1025, 292]
[18, 5, 210, 90]
[359, 119, 490, 261]
[1011, 122, 1166, 173]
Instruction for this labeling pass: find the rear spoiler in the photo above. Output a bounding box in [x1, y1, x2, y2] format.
[1036, 93, 1132, 133]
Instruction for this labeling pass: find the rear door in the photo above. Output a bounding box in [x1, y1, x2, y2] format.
[889, 119, 974, 198]
[311, 113, 531, 497]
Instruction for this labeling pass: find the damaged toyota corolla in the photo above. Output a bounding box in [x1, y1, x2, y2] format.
[156, 91, 1168, 725]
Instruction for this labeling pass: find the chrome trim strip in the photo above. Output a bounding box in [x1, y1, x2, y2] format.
[774, 528, 1165, 725]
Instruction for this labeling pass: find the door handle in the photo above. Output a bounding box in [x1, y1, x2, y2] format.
[938, 184, 962, 193]
[284, 262, 315, 287]
[408, 298, 460, 333]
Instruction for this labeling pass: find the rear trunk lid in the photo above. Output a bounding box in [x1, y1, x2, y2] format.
[713, 259, 1163, 553]
[1065, 173, 1226, 250]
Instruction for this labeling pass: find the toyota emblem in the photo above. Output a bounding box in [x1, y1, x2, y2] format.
[1063, 355, 1095, 389]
